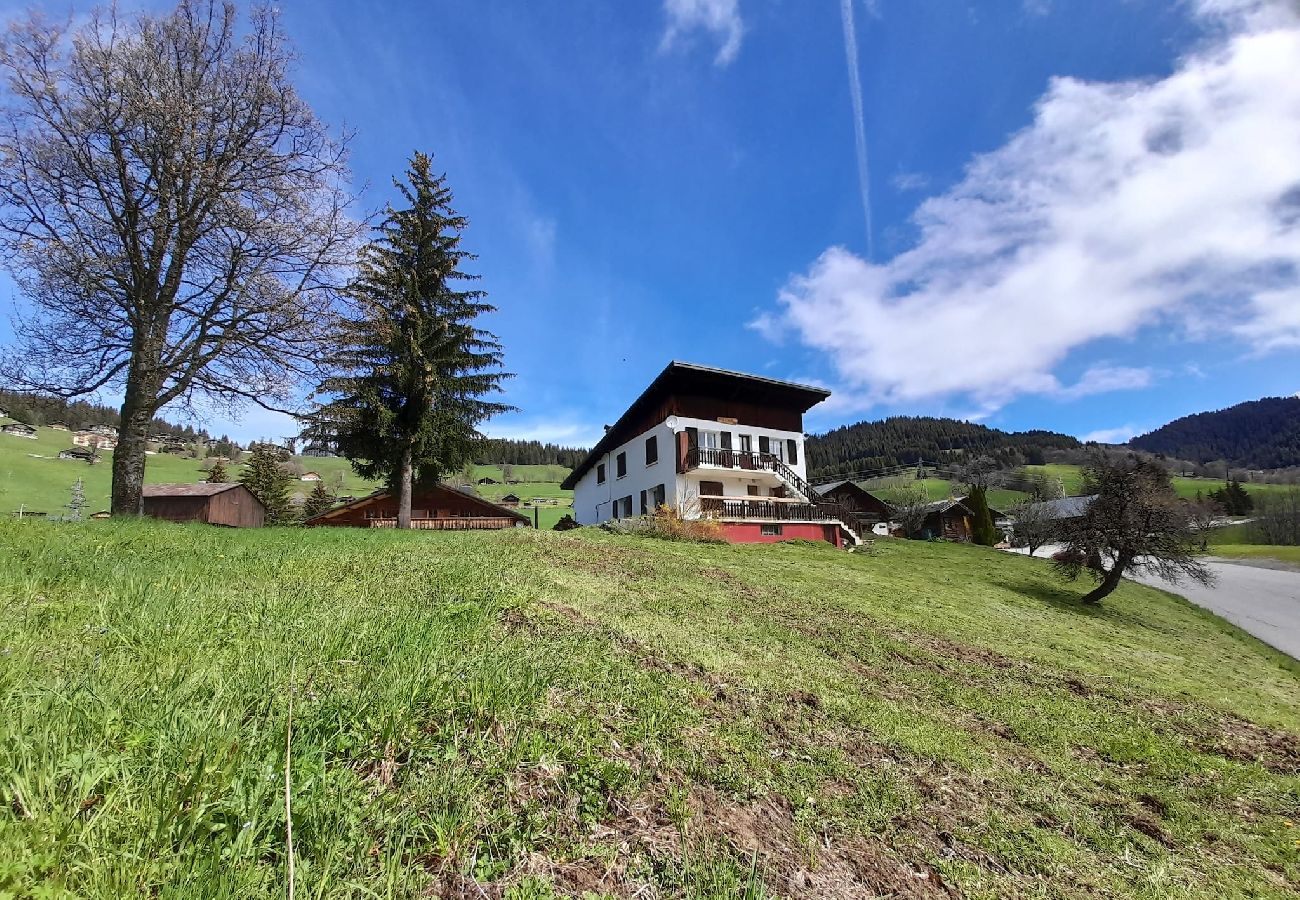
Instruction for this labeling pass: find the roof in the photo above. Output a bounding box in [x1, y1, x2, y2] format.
[303, 482, 531, 525]
[561, 361, 831, 490]
[142, 483, 246, 498]
[1029, 495, 1096, 519]
[814, 480, 892, 506]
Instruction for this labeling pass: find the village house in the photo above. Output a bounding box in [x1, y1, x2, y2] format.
[59, 446, 98, 462]
[48, 421, 70, 431]
[1, 422, 38, 439]
[88, 424, 118, 438]
[72, 430, 117, 450]
[300, 471, 322, 482]
[814, 480, 894, 532]
[560, 361, 860, 547]
[304, 483, 531, 530]
[907, 497, 1010, 542]
[498, 492, 522, 507]
[141, 483, 266, 527]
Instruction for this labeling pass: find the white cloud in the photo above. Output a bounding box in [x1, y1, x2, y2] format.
[660, 0, 744, 66]
[1058, 364, 1155, 399]
[755, 2, 1300, 412]
[1080, 424, 1141, 444]
[891, 170, 930, 192]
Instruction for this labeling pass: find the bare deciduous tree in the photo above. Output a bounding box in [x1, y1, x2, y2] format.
[0, 1, 360, 514]
[1009, 498, 1056, 556]
[1054, 453, 1213, 604]
[890, 483, 932, 538]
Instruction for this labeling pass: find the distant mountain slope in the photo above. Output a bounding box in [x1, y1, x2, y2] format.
[807, 416, 1080, 480]
[1129, 396, 1300, 468]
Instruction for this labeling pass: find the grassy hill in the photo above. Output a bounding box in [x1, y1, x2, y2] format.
[0, 426, 575, 525]
[2, 522, 1296, 898]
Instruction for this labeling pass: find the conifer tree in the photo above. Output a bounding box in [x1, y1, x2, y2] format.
[306, 153, 512, 528]
[966, 485, 999, 546]
[240, 444, 294, 525]
[302, 480, 334, 520]
[206, 459, 229, 483]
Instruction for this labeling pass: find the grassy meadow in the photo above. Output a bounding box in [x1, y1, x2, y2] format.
[0, 425, 575, 525]
[1, 521, 1297, 898]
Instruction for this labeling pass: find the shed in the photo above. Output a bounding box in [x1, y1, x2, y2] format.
[499, 493, 522, 506]
[48, 421, 70, 431]
[305, 483, 529, 530]
[141, 483, 266, 527]
[300, 471, 322, 482]
[59, 446, 98, 462]
[815, 480, 894, 528]
[477, 477, 500, 485]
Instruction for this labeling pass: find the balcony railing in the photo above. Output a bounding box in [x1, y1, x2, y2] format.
[684, 445, 816, 502]
[699, 497, 857, 526]
[368, 516, 522, 530]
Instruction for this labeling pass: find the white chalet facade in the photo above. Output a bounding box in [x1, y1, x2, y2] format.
[562, 362, 859, 547]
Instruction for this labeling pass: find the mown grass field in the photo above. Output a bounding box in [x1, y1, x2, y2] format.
[1207, 544, 1300, 566]
[1, 521, 1297, 898]
[1023, 464, 1292, 501]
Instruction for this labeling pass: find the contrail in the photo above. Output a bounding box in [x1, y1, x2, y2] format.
[839, 0, 875, 260]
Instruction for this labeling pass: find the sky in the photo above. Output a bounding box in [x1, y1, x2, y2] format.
[2, 0, 1299, 448]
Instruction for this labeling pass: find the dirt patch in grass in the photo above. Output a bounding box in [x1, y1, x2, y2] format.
[1136, 698, 1300, 774]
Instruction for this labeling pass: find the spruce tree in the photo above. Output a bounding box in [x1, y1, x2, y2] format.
[240, 444, 294, 525]
[206, 459, 229, 483]
[966, 485, 999, 546]
[302, 480, 334, 520]
[307, 153, 512, 528]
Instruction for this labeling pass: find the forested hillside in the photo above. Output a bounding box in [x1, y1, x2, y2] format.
[474, 438, 587, 468]
[0, 389, 208, 440]
[807, 416, 1080, 480]
[1129, 396, 1300, 468]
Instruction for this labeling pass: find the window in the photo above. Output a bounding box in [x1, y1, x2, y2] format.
[639, 490, 647, 515]
[787, 439, 798, 465]
[747, 484, 760, 496]
[616, 452, 627, 478]
[761, 524, 783, 536]
[653, 484, 666, 508]
[703, 431, 719, 450]
[597, 463, 606, 484]
[758, 435, 770, 454]
[720, 431, 732, 450]
[739, 434, 752, 452]
[622, 496, 633, 517]
[699, 480, 724, 496]
[645, 435, 658, 466]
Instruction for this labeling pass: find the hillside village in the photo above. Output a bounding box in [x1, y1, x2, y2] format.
[1, 2, 1299, 899]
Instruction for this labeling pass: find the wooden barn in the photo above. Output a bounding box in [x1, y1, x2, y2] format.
[305, 483, 530, 530]
[815, 480, 893, 530]
[141, 483, 266, 527]
[912, 497, 1008, 542]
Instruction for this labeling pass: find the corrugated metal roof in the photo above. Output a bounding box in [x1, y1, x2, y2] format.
[1029, 495, 1096, 519]
[141, 483, 243, 497]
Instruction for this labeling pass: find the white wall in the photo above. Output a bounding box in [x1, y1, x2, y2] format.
[571, 420, 680, 524]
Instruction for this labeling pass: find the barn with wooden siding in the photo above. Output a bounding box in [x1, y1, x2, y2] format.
[814, 480, 894, 530]
[304, 483, 531, 530]
[141, 483, 266, 527]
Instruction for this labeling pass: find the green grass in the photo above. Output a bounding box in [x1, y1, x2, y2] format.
[2, 522, 1298, 897]
[1206, 544, 1300, 566]
[858, 476, 1027, 511]
[1024, 464, 1293, 501]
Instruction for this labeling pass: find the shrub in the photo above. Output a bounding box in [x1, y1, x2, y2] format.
[599, 507, 724, 543]
[552, 514, 581, 532]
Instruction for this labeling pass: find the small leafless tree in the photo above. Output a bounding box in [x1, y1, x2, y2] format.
[954, 455, 1001, 491]
[1183, 495, 1223, 551]
[890, 483, 932, 538]
[1054, 453, 1213, 604]
[1008, 499, 1056, 557]
[0, 1, 361, 514]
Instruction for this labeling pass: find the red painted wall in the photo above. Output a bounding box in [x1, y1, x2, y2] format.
[719, 522, 842, 548]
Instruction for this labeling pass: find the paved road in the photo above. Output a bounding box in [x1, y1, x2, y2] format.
[1006, 546, 1300, 659]
[1131, 559, 1300, 660]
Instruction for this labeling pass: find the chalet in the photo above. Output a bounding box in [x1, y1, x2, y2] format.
[910, 497, 1009, 542]
[1028, 495, 1095, 523]
[160, 443, 187, 455]
[59, 447, 98, 462]
[477, 477, 500, 485]
[141, 483, 266, 527]
[48, 421, 70, 431]
[560, 361, 860, 547]
[88, 424, 118, 437]
[304, 483, 531, 530]
[1, 422, 37, 439]
[72, 430, 116, 450]
[299, 472, 322, 482]
[499, 493, 522, 506]
[815, 481, 894, 530]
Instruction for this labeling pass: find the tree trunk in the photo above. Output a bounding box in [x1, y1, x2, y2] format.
[396, 446, 413, 530]
[110, 378, 155, 516]
[1081, 551, 1132, 604]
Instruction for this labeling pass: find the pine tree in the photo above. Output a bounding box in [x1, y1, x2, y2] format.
[240, 443, 294, 525]
[302, 480, 334, 520]
[306, 153, 512, 528]
[206, 459, 229, 483]
[966, 485, 999, 546]
[66, 477, 86, 522]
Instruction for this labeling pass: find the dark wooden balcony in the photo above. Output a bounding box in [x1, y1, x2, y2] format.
[367, 516, 523, 530]
[699, 497, 856, 526]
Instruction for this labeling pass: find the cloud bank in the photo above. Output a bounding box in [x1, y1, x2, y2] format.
[661, 0, 744, 66]
[754, 1, 1300, 412]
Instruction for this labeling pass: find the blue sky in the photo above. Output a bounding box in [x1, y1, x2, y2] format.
[2, 0, 1299, 447]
